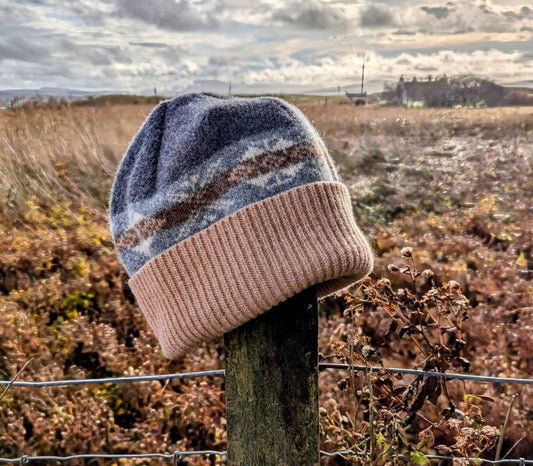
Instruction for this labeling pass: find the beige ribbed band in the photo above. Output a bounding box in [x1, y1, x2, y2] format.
[129, 181, 374, 359]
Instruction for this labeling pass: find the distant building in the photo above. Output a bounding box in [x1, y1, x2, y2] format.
[381, 75, 533, 107]
[345, 91, 368, 105]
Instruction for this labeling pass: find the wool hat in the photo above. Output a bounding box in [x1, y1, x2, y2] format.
[110, 92, 374, 359]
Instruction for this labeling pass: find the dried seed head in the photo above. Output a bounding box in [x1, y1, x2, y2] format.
[361, 345, 375, 357]
[327, 398, 338, 408]
[400, 246, 413, 258]
[480, 425, 500, 438]
[449, 280, 461, 292]
[387, 264, 400, 273]
[421, 268, 434, 279]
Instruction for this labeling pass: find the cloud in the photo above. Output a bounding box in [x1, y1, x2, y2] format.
[0, 2, 43, 34]
[66, 5, 107, 25]
[503, 5, 533, 20]
[114, 0, 218, 31]
[241, 48, 531, 92]
[359, 5, 395, 28]
[393, 29, 417, 35]
[417, 26, 475, 35]
[520, 6, 533, 17]
[396, 58, 412, 65]
[514, 51, 533, 63]
[414, 64, 439, 72]
[397, 2, 517, 35]
[60, 39, 133, 66]
[271, 1, 350, 30]
[0, 0, 532, 94]
[129, 42, 169, 48]
[421, 6, 451, 20]
[208, 56, 234, 66]
[0, 34, 50, 63]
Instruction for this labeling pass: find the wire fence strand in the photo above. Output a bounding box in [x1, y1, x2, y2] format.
[3, 364, 533, 388]
[0, 369, 224, 387]
[2, 364, 533, 463]
[320, 363, 533, 385]
[321, 450, 533, 464]
[1, 451, 531, 464]
[0, 451, 226, 464]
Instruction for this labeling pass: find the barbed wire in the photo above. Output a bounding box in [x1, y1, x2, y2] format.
[0, 451, 530, 464]
[3, 364, 533, 388]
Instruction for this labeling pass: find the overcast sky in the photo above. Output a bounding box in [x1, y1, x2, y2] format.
[1, 0, 532, 94]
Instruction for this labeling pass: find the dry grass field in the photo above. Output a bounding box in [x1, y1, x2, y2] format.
[0, 100, 532, 464]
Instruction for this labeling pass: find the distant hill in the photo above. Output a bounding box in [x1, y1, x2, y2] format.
[0, 87, 120, 107]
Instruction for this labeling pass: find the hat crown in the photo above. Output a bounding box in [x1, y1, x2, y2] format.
[110, 93, 340, 276]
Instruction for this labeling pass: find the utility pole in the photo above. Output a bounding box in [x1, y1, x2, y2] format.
[361, 61, 365, 94]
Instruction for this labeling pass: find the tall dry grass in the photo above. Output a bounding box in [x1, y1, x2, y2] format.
[300, 102, 532, 139]
[0, 104, 154, 222]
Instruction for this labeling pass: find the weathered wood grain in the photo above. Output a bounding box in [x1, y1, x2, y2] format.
[224, 286, 319, 466]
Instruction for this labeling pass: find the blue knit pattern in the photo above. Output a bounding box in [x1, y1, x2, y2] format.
[110, 93, 341, 276]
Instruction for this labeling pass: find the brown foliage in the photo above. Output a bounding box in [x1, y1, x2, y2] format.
[0, 102, 532, 464]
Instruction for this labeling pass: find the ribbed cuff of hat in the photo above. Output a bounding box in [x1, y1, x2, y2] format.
[129, 181, 374, 359]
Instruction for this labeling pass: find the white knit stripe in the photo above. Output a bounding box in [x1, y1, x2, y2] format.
[111, 128, 309, 236]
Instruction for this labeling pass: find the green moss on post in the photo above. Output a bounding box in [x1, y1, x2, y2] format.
[224, 286, 319, 466]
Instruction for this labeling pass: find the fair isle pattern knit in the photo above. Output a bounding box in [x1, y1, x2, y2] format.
[110, 92, 375, 358]
[110, 93, 341, 276]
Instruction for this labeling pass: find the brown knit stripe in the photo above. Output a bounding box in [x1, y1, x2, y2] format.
[115, 141, 323, 253]
[129, 181, 375, 358]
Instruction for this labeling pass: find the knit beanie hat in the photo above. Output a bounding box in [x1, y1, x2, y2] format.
[110, 93, 374, 359]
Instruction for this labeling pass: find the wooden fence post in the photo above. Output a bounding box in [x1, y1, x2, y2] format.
[224, 286, 319, 466]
